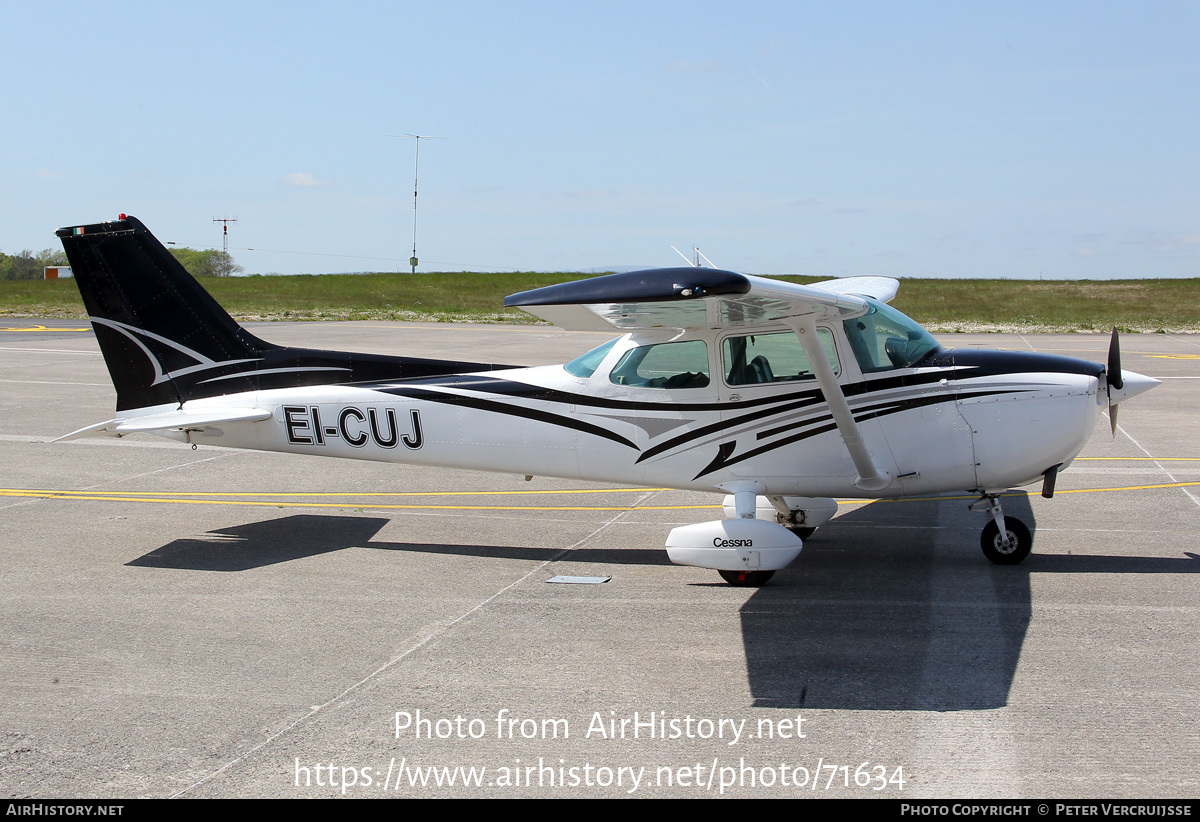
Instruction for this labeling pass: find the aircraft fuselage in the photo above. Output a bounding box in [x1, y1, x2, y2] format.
[176, 327, 1105, 500]
[54, 215, 1161, 580]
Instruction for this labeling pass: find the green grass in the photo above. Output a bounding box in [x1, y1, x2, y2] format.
[3, 273, 1199, 332]
[0, 271, 589, 325]
[879, 277, 1200, 333]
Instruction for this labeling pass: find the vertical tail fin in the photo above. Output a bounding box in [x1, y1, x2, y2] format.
[57, 215, 509, 414]
[57, 215, 273, 411]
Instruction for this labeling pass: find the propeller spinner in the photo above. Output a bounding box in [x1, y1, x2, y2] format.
[1105, 327, 1161, 436]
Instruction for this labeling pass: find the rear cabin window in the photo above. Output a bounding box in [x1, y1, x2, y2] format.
[722, 328, 839, 386]
[608, 340, 710, 389]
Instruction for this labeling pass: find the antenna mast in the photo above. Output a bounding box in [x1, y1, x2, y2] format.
[671, 244, 717, 268]
[392, 134, 446, 273]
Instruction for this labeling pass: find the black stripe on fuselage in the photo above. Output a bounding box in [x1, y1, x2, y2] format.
[690, 387, 1026, 480]
[635, 392, 824, 463]
[633, 369, 1000, 463]
[373, 373, 810, 413]
[362, 347, 1097, 456]
[751, 386, 1020, 443]
[380, 385, 639, 450]
[927, 348, 1104, 379]
[367, 350, 1090, 412]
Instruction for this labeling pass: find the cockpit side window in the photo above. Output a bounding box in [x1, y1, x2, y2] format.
[842, 300, 940, 373]
[722, 328, 839, 386]
[608, 340, 710, 389]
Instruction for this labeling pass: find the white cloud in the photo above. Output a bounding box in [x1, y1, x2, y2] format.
[282, 172, 327, 187]
[1117, 231, 1200, 255]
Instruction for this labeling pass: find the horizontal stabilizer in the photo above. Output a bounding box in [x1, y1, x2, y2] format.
[55, 407, 272, 441]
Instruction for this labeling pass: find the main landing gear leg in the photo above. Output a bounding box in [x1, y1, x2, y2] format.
[970, 494, 1032, 565]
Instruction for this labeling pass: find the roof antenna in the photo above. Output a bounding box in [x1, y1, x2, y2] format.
[670, 245, 717, 268]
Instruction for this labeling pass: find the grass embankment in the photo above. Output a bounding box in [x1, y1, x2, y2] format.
[3, 273, 1198, 332]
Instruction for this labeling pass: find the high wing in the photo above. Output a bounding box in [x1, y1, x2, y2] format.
[503, 268, 897, 332]
[809, 275, 899, 305]
[505, 267, 898, 491]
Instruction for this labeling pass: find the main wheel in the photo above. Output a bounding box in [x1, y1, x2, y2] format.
[788, 526, 816, 540]
[718, 569, 776, 587]
[980, 517, 1032, 565]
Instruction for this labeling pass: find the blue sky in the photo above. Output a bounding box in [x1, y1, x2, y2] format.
[3, 1, 1198, 278]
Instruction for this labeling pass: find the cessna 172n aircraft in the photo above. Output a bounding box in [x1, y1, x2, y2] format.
[55, 215, 1159, 586]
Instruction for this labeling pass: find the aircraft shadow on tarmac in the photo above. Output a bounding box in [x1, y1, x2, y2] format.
[740, 495, 1036, 712]
[126, 514, 673, 571]
[741, 494, 1200, 711]
[128, 501, 1197, 711]
[127, 515, 393, 571]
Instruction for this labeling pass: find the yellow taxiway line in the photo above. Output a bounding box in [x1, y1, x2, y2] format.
[0, 489, 716, 512]
[0, 325, 90, 332]
[4, 477, 1200, 513]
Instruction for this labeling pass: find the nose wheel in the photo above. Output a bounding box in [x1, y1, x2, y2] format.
[980, 516, 1031, 565]
[972, 494, 1033, 565]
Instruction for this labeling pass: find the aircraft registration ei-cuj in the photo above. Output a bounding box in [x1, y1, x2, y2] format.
[55, 215, 1159, 586]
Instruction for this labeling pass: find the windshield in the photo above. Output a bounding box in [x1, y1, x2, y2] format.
[842, 300, 940, 373]
[563, 338, 618, 378]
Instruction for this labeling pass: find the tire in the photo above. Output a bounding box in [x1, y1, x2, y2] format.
[788, 526, 816, 540]
[718, 569, 776, 587]
[980, 517, 1032, 565]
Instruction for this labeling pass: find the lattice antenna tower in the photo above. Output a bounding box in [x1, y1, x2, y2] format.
[213, 216, 238, 254]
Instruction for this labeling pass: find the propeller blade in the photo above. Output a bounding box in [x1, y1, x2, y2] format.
[1108, 327, 1123, 390]
[1107, 327, 1122, 437]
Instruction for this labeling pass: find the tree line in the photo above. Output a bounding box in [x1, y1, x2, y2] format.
[0, 247, 242, 279]
[0, 248, 67, 280]
[166, 248, 244, 277]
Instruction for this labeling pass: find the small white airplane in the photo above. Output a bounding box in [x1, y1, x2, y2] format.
[55, 215, 1159, 586]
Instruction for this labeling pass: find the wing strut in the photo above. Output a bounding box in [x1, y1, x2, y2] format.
[792, 319, 891, 492]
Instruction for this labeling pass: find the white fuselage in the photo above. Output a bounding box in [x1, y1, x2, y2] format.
[178, 324, 1103, 499]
